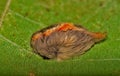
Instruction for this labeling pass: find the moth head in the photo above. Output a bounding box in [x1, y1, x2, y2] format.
[30, 31, 43, 48]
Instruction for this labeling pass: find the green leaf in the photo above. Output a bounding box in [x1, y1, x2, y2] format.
[0, 0, 120, 76]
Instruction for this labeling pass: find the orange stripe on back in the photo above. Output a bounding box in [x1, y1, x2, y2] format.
[57, 23, 77, 31]
[32, 33, 42, 41]
[43, 23, 79, 36]
[43, 29, 54, 36]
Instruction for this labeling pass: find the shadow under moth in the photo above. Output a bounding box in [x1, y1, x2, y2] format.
[30, 23, 106, 61]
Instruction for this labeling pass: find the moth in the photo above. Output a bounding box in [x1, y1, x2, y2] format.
[30, 23, 106, 61]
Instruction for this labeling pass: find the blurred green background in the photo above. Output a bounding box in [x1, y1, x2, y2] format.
[0, 0, 120, 76]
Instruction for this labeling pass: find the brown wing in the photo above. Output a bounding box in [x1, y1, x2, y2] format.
[45, 30, 95, 60]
